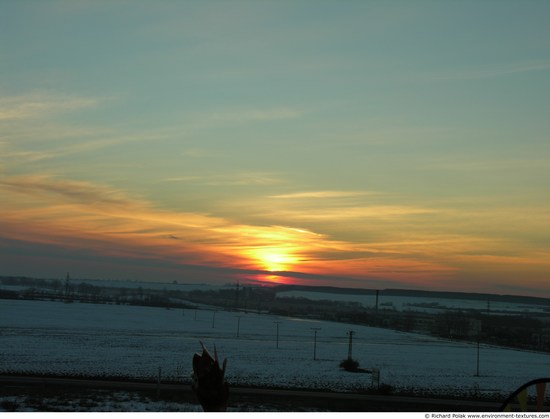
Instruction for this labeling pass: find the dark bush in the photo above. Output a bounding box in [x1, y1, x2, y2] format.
[1, 401, 19, 412]
[339, 358, 360, 372]
[377, 384, 394, 395]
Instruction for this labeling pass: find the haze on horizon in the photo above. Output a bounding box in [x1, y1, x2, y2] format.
[1, 1, 549, 298]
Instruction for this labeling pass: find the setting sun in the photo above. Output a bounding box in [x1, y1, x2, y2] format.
[251, 248, 298, 272]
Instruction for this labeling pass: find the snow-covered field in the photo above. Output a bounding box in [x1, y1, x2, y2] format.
[0, 390, 203, 412]
[1, 299, 550, 399]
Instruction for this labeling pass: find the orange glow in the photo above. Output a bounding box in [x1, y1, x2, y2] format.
[249, 247, 298, 272]
[254, 273, 295, 285]
[3, 174, 550, 297]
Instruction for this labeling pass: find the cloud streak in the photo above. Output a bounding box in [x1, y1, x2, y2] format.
[2, 170, 548, 295]
[158, 172, 284, 186]
[0, 93, 99, 121]
[0, 173, 461, 286]
[431, 61, 550, 82]
[0, 175, 133, 207]
[268, 190, 375, 199]
[208, 107, 305, 123]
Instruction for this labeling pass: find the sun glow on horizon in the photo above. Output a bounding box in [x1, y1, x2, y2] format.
[255, 273, 294, 285]
[248, 247, 299, 272]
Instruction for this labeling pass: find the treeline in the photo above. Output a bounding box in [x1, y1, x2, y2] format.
[433, 310, 547, 350]
[273, 284, 550, 308]
[0, 277, 195, 309]
[274, 295, 549, 352]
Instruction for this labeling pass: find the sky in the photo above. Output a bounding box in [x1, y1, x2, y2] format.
[1, 0, 549, 297]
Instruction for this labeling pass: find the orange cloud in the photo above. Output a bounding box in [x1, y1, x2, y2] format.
[3, 173, 547, 294]
[0, 174, 458, 286]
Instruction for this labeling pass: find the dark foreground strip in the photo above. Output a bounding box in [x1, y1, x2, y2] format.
[0, 375, 501, 411]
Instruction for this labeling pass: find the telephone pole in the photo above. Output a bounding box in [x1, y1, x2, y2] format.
[311, 327, 321, 360]
[65, 272, 70, 297]
[236, 315, 242, 338]
[274, 321, 281, 349]
[475, 338, 480, 377]
[347, 330, 355, 360]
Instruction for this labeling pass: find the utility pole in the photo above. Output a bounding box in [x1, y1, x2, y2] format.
[274, 321, 281, 349]
[212, 310, 216, 328]
[475, 338, 480, 377]
[236, 316, 242, 338]
[64, 272, 72, 303]
[473, 319, 482, 377]
[347, 330, 355, 360]
[157, 366, 162, 399]
[65, 272, 70, 297]
[311, 327, 321, 360]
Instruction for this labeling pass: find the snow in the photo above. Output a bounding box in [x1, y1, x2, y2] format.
[0, 390, 203, 412]
[1, 299, 550, 398]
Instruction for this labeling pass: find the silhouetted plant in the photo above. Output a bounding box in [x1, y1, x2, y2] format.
[192, 342, 228, 412]
[339, 358, 360, 372]
[377, 384, 394, 395]
[1, 401, 19, 412]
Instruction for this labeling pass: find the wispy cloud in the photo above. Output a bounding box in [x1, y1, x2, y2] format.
[0, 93, 99, 121]
[4, 172, 547, 290]
[0, 173, 455, 283]
[431, 61, 550, 81]
[208, 107, 304, 123]
[0, 174, 236, 266]
[0, 175, 135, 207]
[158, 171, 284, 186]
[418, 156, 550, 173]
[269, 205, 438, 221]
[159, 176, 203, 183]
[2, 125, 173, 166]
[181, 148, 210, 158]
[269, 190, 375, 199]
[0, 148, 56, 163]
[206, 172, 284, 186]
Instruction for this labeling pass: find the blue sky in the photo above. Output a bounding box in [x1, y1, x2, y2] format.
[1, 1, 550, 296]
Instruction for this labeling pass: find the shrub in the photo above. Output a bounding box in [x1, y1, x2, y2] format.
[377, 384, 394, 395]
[339, 358, 360, 372]
[1, 401, 19, 412]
